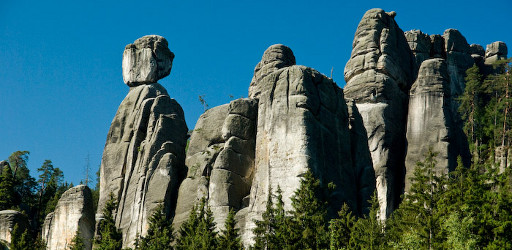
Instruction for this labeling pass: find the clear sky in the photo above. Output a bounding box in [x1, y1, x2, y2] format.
[1, 0, 511, 186]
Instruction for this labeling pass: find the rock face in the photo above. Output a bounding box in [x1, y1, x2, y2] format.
[443, 29, 474, 96]
[344, 8, 415, 218]
[405, 59, 469, 191]
[485, 41, 508, 65]
[0, 210, 28, 245]
[405, 30, 431, 71]
[122, 35, 175, 86]
[42, 185, 95, 250]
[173, 98, 258, 231]
[173, 44, 374, 247]
[98, 35, 188, 248]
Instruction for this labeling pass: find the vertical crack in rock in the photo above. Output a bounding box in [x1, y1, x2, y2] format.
[344, 8, 414, 218]
[97, 35, 188, 248]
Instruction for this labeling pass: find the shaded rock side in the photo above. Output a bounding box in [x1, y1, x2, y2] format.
[97, 83, 188, 248]
[344, 8, 415, 218]
[0, 210, 28, 245]
[346, 99, 375, 215]
[405, 30, 431, 72]
[443, 29, 474, 96]
[405, 59, 470, 191]
[122, 35, 175, 86]
[173, 98, 258, 232]
[243, 44, 359, 245]
[42, 185, 95, 250]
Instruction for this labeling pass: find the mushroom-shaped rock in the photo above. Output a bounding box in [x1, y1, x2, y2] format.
[122, 35, 175, 86]
[249, 44, 296, 98]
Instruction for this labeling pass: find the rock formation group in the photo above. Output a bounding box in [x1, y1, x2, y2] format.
[1, 8, 507, 249]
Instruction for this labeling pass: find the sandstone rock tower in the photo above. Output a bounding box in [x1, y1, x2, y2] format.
[42, 185, 95, 250]
[173, 44, 375, 246]
[97, 35, 188, 248]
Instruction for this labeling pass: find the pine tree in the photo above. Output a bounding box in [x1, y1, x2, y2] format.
[252, 187, 276, 249]
[349, 193, 384, 250]
[176, 198, 217, 250]
[217, 209, 242, 250]
[68, 229, 86, 250]
[138, 203, 174, 250]
[95, 192, 122, 250]
[288, 170, 329, 249]
[0, 165, 15, 210]
[329, 203, 355, 250]
[10, 224, 31, 250]
[459, 64, 484, 158]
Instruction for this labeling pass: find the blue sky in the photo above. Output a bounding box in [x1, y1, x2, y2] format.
[1, 0, 511, 186]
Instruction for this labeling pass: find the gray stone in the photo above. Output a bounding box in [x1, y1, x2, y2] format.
[243, 45, 357, 245]
[443, 29, 474, 96]
[405, 30, 431, 70]
[0, 210, 28, 246]
[430, 34, 446, 58]
[122, 35, 175, 86]
[97, 82, 188, 248]
[42, 185, 95, 250]
[485, 41, 508, 65]
[173, 98, 257, 233]
[344, 8, 414, 218]
[470, 44, 485, 69]
[249, 44, 296, 98]
[346, 99, 375, 215]
[405, 59, 470, 191]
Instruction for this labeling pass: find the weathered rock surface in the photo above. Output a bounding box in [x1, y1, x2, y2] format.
[443, 29, 474, 96]
[344, 8, 415, 218]
[242, 44, 362, 245]
[122, 35, 175, 86]
[430, 34, 446, 58]
[470, 44, 486, 68]
[98, 35, 188, 248]
[346, 99, 375, 215]
[42, 185, 94, 250]
[485, 41, 508, 65]
[0, 210, 28, 245]
[173, 98, 258, 232]
[405, 30, 431, 71]
[405, 59, 469, 191]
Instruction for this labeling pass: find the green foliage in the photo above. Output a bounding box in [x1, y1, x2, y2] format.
[329, 203, 355, 250]
[95, 192, 122, 250]
[217, 209, 242, 250]
[0, 165, 16, 210]
[10, 224, 31, 250]
[137, 203, 174, 250]
[176, 197, 217, 250]
[69, 229, 86, 250]
[8, 151, 37, 208]
[349, 193, 384, 250]
[289, 171, 329, 249]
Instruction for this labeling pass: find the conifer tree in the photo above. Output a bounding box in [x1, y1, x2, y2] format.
[288, 170, 329, 249]
[176, 198, 217, 250]
[95, 192, 122, 250]
[68, 229, 86, 250]
[252, 187, 276, 249]
[349, 193, 384, 250]
[10, 224, 31, 250]
[138, 203, 174, 250]
[217, 209, 242, 250]
[0, 165, 15, 210]
[329, 203, 355, 250]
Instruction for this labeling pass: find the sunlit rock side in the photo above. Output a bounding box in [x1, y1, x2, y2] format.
[344, 8, 415, 218]
[173, 98, 258, 232]
[405, 59, 469, 191]
[0, 210, 28, 246]
[97, 35, 188, 248]
[241, 44, 361, 245]
[42, 185, 94, 250]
